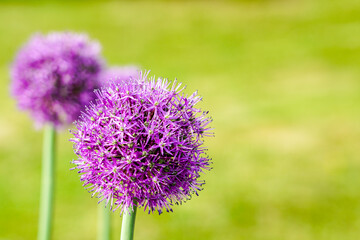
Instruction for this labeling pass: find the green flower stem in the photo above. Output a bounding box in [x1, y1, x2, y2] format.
[120, 206, 137, 240]
[98, 202, 111, 240]
[37, 124, 56, 240]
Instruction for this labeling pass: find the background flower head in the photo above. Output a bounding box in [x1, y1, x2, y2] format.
[71, 73, 213, 214]
[11, 32, 104, 128]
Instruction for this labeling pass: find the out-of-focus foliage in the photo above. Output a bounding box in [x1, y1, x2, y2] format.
[0, 0, 359, 239]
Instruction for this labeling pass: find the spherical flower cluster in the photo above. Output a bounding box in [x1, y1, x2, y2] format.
[98, 66, 140, 87]
[11, 32, 104, 127]
[71, 73, 213, 214]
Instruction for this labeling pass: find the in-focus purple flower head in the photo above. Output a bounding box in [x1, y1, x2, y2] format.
[71, 72, 213, 214]
[98, 66, 140, 87]
[11, 32, 104, 128]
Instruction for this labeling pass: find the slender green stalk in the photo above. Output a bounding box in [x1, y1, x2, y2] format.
[120, 206, 137, 240]
[98, 202, 111, 240]
[37, 124, 56, 240]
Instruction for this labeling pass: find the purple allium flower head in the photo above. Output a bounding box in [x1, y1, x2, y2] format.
[71, 73, 213, 214]
[98, 66, 140, 87]
[11, 32, 104, 128]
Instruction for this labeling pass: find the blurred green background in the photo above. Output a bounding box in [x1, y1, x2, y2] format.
[1, 0, 360, 239]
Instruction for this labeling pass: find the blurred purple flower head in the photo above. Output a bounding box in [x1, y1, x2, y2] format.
[11, 32, 104, 128]
[71, 73, 213, 214]
[98, 66, 140, 87]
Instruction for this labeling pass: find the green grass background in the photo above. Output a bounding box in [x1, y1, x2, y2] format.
[0, 0, 360, 239]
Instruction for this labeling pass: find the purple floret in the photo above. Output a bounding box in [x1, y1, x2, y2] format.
[71, 73, 213, 214]
[11, 32, 104, 128]
[98, 66, 140, 87]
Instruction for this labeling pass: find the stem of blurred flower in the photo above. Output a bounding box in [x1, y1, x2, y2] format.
[37, 124, 56, 240]
[98, 202, 111, 240]
[120, 206, 137, 240]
